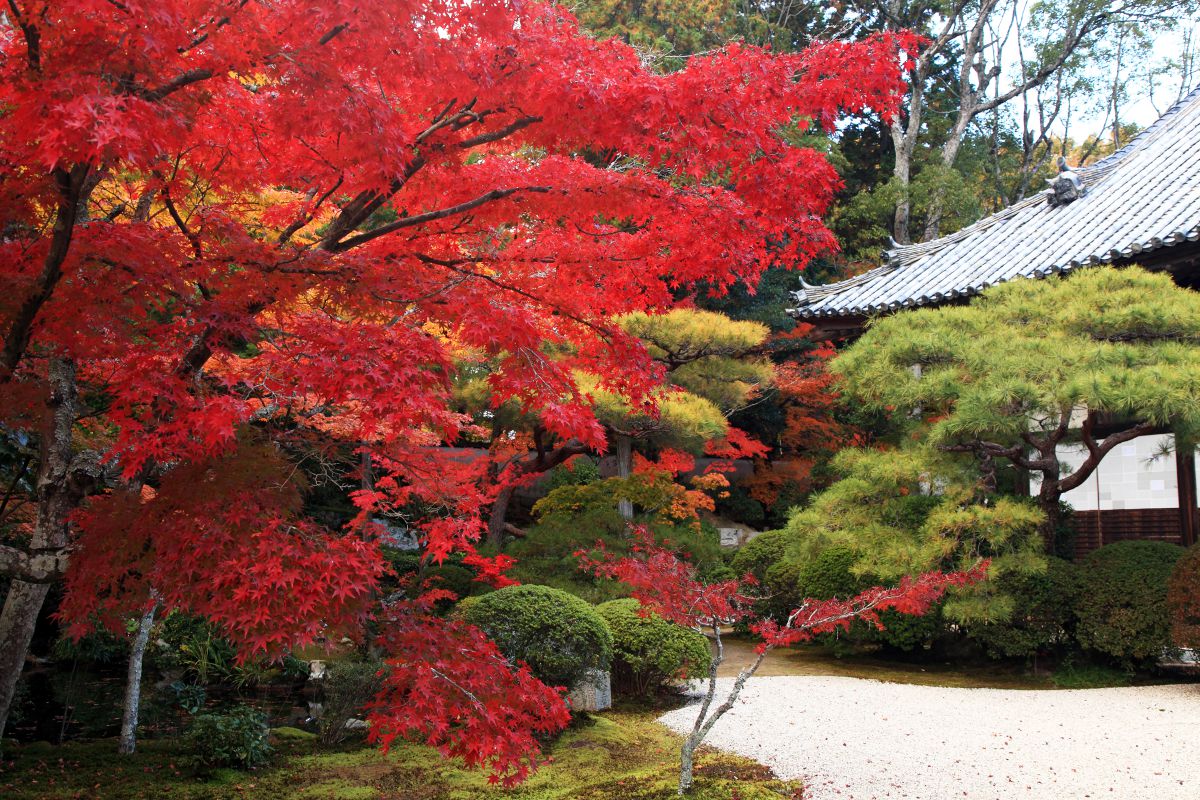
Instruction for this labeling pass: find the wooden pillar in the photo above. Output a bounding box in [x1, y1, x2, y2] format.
[1175, 442, 1198, 547]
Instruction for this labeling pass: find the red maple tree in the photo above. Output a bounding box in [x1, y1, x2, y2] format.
[0, 0, 915, 780]
[578, 527, 986, 793]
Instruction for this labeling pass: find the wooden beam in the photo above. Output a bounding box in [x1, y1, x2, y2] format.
[1175, 442, 1198, 547]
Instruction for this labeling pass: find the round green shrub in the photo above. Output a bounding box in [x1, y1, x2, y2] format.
[795, 546, 865, 599]
[1075, 541, 1183, 666]
[464, 584, 612, 688]
[869, 605, 945, 652]
[184, 705, 271, 772]
[1167, 543, 1200, 648]
[449, 594, 484, 622]
[730, 530, 792, 582]
[967, 557, 1080, 660]
[596, 598, 711, 697]
[783, 546, 946, 653]
[760, 558, 807, 623]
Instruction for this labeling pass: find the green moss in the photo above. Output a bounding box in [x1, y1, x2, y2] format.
[297, 781, 380, 799]
[0, 710, 797, 800]
[272, 726, 317, 741]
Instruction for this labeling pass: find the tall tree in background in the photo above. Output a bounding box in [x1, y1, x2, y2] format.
[877, 0, 1195, 243]
[0, 0, 912, 776]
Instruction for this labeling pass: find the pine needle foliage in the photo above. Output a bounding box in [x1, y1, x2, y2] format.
[831, 267, 1200, 536]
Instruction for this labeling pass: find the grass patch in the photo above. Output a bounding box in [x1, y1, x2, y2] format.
[1050, 662, 1133, 689]
[0, 710, 800, 800]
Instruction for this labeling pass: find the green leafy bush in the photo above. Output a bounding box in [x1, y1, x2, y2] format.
[153, 612, 236, 686]
[1050, 658, 1132, 689]
[1167, 543, 1200, 648]
[450, 595, 484, 622]
[714, 484, 765, 527]
[184, 705, 271, 771]
[1075, 541, 1183, 666]
[51, 627, 129, 666]
[318, 660, 385, 745]
[967, 557, 1080, 660]
[464, 584, 612, 688]
[729, 530, 793, 582]
[768, 546, 946, 652]
[544, 456, 600, 490]
[596, 598, 711, 697]
[795, 546, 864, 599]
[506, 514, 724, 604]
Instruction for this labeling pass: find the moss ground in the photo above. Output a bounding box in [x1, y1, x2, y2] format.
[0, 709, 801, 800]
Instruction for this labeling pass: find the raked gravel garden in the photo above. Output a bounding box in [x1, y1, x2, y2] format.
[659, 675, 1200, 800]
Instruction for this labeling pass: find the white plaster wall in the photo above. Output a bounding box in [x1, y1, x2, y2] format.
[1036, 433, 1195, 511]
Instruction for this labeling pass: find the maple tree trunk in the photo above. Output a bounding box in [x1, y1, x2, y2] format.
[678, 624, 723, 795]
[0, 358, 82, 741]
[486, 484, 516, 550]
[615, 435, 633, 521]
[118, 601, 158, 755]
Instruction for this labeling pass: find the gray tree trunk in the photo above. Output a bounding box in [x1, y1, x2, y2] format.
[118, 600, 158, 755]
[0, 358, 84, 741]
[615, 435, 633, 521]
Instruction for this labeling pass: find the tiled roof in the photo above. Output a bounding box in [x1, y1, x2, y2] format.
[789, 84, 1200, 320]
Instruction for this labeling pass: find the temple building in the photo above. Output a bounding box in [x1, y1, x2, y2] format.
[789, 84, 1200, 555]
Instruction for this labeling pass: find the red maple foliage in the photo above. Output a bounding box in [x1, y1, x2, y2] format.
[369, 592, 571, 787]
[0, 0, 917, 780]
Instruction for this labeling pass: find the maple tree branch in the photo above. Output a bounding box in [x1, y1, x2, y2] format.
[329, 186, 550, 252]
[180, 0, 249, 54]
[6, 0, 41, 71]
[139, 68, 216, 102]
[162, 190, 202, 259]
[416, 254, 617, 342]
[318, 22, 349, 46]
[279, 175, 343, 244]
[459, 115, 543, 148]
[1, 164, 90, 379]
[0, 452, 33, 523]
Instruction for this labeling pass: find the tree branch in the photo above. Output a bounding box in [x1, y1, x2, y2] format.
[139, 68, 217, 102]
[0, 542, 70, 583]
[1, 164, 90, 379]
[1058, 419, 1157, 493]
[328, 186, 550, 252]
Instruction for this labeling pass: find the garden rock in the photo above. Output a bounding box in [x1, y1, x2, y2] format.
[567, 669, 612, 712]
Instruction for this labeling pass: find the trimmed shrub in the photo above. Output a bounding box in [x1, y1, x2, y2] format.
[449, 594, 484, 622]
[967, 557, 1080, 661]
[1075, 541, 1183, 666]
[795, 546, 865, 599]
[780, 546, 946, 653]
[596, 598, 711, 697]
[317, 660, 385, 745]
[729, 529, 792, 582]
[464, 584, 612, 688]
[184, 705, 271, 771]
[1167, 543, 1200, 648]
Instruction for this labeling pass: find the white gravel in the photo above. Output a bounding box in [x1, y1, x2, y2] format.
[657, 676, 1200, 800]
